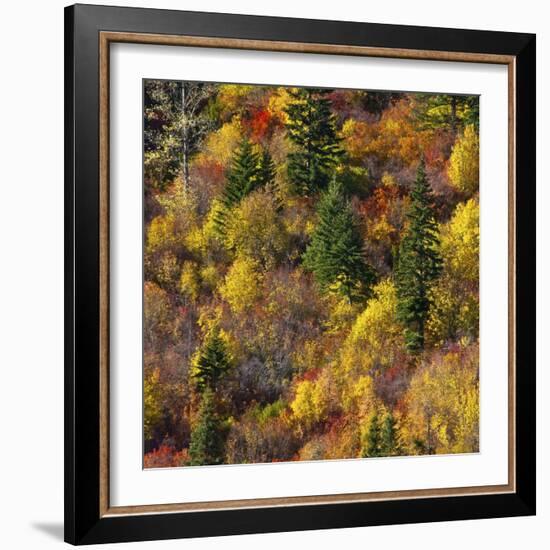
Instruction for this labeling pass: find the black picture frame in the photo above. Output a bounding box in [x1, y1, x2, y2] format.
[65, 3, 536, 545]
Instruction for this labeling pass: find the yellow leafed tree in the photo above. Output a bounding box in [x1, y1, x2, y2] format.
[219, 257, 264, 313]
[179, 260, 200, 302]
[427, 199, 479, 345]
[196, 118, 243, 167]
[402, 346, 479, 455]
[225, 189, 289, 269]
[448, 124, 479, 196]
[440, 198, 480, 283]
[339, 279, 405, 374]
[291, 370, 335, 431]
[144, 367, 163, 442]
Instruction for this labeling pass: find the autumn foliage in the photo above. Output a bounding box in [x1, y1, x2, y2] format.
[143, 80, 480, 466]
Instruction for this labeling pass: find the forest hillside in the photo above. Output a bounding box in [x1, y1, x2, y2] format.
[143, 81, 480, 467]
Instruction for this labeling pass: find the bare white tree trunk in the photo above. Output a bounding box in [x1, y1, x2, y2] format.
[179, 82, 216, 195]
[181, 82, 189, 194]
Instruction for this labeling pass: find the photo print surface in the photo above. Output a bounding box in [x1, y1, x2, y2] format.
[143, 80, 480, 468]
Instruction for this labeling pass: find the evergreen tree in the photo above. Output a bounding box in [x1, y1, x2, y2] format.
[285, 88, 343, 196]
[380, 411, 401, 457]
[190, 327, 232, 393]
[188, 389, 226, 466]
[303, 178, 375, 303]
[257, 149, 276, 187]
[362, 411, 381, 458]
[222, 138, 261, 210]
[215, 140, 276, 234]
[413, 94, 479, 132]
[396, 159, 442, 353]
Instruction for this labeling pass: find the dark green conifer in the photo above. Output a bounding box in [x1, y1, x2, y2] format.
[303, 178, 375, 303]
[215, 140, 277, 234]
[188, 389, 226, 466]
[413, 94, 479, 132]
[362, 411, 382, 458]
[190, 327, 232, 393]
[214, 138, 260, 234]
[395, 159, 442, 353]
[221, 138, 261, 210]
[257, 149, 276, 187]
[285, 88, 342, 196]
[380, 411, 401, 457]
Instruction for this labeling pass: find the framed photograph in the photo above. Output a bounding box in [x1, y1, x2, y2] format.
[64, 3, 536, 545]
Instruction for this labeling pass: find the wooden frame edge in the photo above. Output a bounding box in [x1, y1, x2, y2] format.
[508, 57, 517, 494]
[101, 31, 515, 64]
[99, 31, 110, 518]
[98, 30, 517, 518]
[103, 484, 515, 517]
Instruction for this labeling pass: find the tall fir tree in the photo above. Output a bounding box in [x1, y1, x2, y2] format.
[362, 410, 382, 458]
[285, 88, 343, 196]
[257, 149, 276, 187]
[215, 139, 276, 233]
[188, 389, 226, 466]
[395, 159, 442, 353]
[221, 138, 261, 210]
[380, 411, 401, 457]
[190, 327, 232, 393]
[303, 178, 375, 303]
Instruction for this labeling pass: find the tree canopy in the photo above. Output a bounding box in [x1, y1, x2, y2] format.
[142, 80, 480, 466]
[396, 160, 442, 353]
[303, 178, 375, 303]
[285, 88, 343, 195]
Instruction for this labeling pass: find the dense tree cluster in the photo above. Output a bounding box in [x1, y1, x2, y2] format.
[143, 80, 480, 466]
